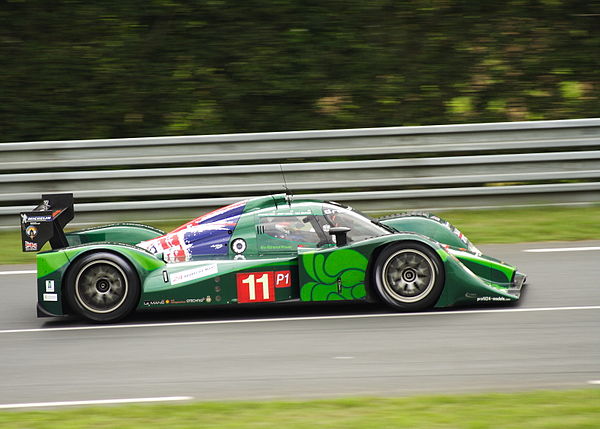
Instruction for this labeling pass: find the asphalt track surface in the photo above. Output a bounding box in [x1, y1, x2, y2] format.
[0, 241, 598, 408]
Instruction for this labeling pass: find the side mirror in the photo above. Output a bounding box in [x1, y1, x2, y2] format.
[328, 227, 351, 247]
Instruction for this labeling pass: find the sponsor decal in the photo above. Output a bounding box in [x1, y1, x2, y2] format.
[45, 280, 55, 293]
[476, 296, 512, 302]
[25, 241, 38, 251]
[21, 214, 52, 223]
[260, 244, 291, 250]
[43, 293, 58, 302]
[231, 238, 247, 254]
[170, 264, 218, 285]
[25, 225, 38, 239]
[146, 297, 209, 305]
[162, 270, 169, 283]
[210, 243, 224, 250]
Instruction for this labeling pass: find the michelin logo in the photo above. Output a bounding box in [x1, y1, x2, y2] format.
[21, 213, 52, 223]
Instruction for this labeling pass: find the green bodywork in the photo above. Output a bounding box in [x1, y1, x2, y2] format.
[300, 248, 369, 301]
[65, 223, 165, 246]
[35, 194, 523, 317]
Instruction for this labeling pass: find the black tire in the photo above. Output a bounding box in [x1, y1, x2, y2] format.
[64, 252, 140, 322]
[373, 242, 445, 311]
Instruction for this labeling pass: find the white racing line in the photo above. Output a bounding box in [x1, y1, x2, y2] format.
[523, 246, 600, 253]
[0, 396, 193, 409]
[0, 270, 36, 276]
[0, 305, 598, 335]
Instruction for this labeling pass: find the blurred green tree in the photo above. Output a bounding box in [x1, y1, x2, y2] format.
[1, 0, 599, 142]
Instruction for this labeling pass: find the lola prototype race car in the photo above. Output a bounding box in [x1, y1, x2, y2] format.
[21, 193, 526, 322]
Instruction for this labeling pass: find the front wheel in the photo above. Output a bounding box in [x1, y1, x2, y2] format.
[64, 252, 140, 322]
[373, 242, 445, 311]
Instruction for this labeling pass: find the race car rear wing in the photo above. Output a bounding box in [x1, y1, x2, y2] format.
[20, 193, 74, 252]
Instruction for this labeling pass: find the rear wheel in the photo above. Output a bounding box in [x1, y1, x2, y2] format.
[65, 252, 140, 322]
[373, 242, 444, 311]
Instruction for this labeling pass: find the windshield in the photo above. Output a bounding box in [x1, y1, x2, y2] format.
[322, 203, 389, 243]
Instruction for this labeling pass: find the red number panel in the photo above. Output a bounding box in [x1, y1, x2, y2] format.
[236, 272, 275, 303]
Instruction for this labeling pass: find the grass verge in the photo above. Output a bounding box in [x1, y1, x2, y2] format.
[433, 204, 600, 244]
[0, 389, 598, 428]
[2, 204, 599, 265]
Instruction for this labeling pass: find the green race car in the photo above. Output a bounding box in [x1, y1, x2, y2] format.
[21, 193, 526, 322]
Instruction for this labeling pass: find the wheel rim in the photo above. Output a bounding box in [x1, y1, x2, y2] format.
[381, 249, 436, 303]
[74, 260, 128, 314]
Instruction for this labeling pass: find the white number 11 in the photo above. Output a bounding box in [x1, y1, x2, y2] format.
[242, 273, 270, 301]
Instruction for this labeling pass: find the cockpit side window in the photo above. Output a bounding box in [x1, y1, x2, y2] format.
[259, 215, 321, 244]
[323, 205, 387, 243]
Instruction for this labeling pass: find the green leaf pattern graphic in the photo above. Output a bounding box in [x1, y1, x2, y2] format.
[301, 249, 368, 301]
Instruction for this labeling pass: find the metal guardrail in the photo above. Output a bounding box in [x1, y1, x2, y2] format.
[2, 118, 599, 226]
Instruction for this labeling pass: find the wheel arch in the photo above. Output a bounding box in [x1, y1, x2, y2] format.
[60, 247, 144, 315]
[379, 213, 477, 252]
[365, 238, 446, 304]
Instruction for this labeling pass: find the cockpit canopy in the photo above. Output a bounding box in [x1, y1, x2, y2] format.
[138, 195, 389, 262]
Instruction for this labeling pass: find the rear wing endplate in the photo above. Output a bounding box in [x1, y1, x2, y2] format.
[20, 193, 74, 252]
